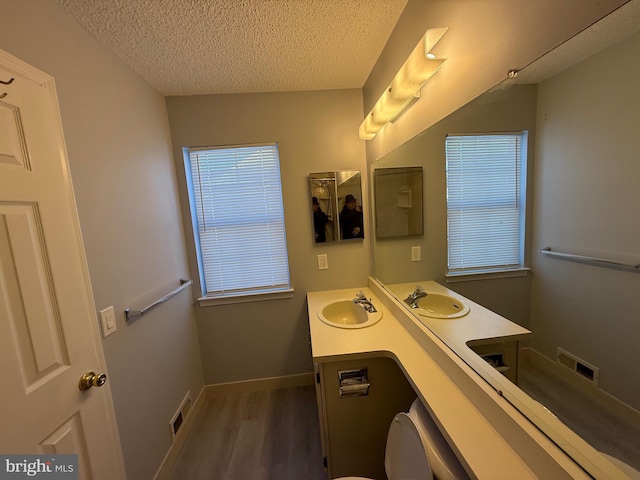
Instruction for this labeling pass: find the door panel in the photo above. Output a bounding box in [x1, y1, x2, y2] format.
[0, 49, 125, 479]
[40, 414, 93, 480]
[0, 99, 29, 168]
[0, 202, 69, 385]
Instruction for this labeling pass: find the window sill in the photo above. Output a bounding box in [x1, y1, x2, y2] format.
[445, 267, 530, 283]
[197, 287, 294, 307]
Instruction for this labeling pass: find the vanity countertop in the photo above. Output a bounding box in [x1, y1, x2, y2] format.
[307, 279, 590, 480]
[308, 280, 531, 363]
[384, 280, 532, 347]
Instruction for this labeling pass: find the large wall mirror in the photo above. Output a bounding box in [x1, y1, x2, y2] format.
[370, 8, 640, 479]
[309, 170, 363, 243]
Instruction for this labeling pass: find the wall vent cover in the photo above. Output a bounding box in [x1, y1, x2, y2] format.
[169, 391, 193, 441]
[557, 348, 600, 386]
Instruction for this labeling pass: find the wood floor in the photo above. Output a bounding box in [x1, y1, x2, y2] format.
[166, 384, 327, 480]
[519, 355, 640, 473]
[166, 363, 640, 479]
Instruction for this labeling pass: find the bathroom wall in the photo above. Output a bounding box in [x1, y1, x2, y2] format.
[531, 30, 640, 410]
[0, 2, 204, 479]
[363, 0, 628, 162]
[165, 90, 369, 384]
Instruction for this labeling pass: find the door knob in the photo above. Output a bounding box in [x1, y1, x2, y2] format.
[79, 371, 107, 391]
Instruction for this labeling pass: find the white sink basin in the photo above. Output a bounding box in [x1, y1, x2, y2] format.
[414, 293, 469, 319]
[317, 300, 383, 329]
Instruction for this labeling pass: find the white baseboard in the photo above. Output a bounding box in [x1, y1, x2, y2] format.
[204, 372, 315, 397]
[520, 347, 640, 423]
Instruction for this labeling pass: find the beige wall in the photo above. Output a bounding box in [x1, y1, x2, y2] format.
[0, 1, 204, 479]
[165, 90, 369, 384]
[363, 0, 628, 161]
[531, 30, 640, 409]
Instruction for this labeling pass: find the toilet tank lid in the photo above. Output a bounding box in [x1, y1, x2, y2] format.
[385, 411, 434, 480]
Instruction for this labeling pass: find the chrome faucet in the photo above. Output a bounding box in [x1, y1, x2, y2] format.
[404, 286, 427, 309]
[353, 290, 377, 313]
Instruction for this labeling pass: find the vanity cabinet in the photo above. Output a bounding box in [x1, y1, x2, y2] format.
[468, 340, 520, 384]
[314, 356, 417, 480]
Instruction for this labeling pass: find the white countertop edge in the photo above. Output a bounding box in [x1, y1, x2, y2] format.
[307, 280, 591, 480]
[368, 277, 628, 480]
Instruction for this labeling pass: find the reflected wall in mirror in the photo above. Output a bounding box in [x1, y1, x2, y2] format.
[373, 167, 423, 238]
[309, 170, 363, 243]
[370, 14, 640, 478]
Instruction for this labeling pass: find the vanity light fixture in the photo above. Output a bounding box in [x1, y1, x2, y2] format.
[359, 27, 448, 140]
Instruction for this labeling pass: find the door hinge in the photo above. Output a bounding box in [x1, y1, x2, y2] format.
[323, 456, 327, 468]
[316, 372, 321, 384]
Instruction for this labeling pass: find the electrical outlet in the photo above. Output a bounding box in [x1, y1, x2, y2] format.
[317, 254, 328, 270]
[99, 306, 117, 337]
[411, 246, 421, 262]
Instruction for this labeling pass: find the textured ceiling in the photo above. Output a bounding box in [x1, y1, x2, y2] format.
[54, 0, 408, 96]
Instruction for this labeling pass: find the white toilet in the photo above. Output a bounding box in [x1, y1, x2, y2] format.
[336, 398, 469, 480]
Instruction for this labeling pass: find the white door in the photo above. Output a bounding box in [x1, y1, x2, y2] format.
[0, 50, 126, 479]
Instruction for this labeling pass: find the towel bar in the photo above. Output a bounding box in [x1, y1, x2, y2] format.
[125, 278, 193, 322]
[539, 247, 640, 272]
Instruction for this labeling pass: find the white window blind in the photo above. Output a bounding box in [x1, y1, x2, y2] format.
[185, 143, 290, 296]
[445, 133, 526, 273]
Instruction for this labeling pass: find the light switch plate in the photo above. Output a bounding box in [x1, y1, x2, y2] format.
[317, 254, 329, 270]
[99, 306, 117, 338]
[411, 246, 421, 262]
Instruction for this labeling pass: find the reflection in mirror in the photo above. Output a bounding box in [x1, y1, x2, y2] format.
[373, 167, 423, 238]
[336, 171, 364, 240]
[370, 8, 640, 478]
[309, 170, 363, 243]
[310, 173, 338, 243]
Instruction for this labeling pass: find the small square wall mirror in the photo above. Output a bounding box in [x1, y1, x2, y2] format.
[373, 167, 423, 238]
[309, 170, 363, 243]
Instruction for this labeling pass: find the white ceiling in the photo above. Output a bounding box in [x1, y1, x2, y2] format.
[54, 0, 408, 96]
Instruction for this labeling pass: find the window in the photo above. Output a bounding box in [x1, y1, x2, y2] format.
[183, 143, 292, 303]
[445, 132, 527, 277]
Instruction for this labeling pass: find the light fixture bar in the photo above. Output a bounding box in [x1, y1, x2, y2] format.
[359, 27, 448, 140]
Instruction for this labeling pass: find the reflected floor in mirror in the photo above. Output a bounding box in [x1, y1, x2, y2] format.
[518, 353, 640, 472]
[166, 384, 326, 480]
